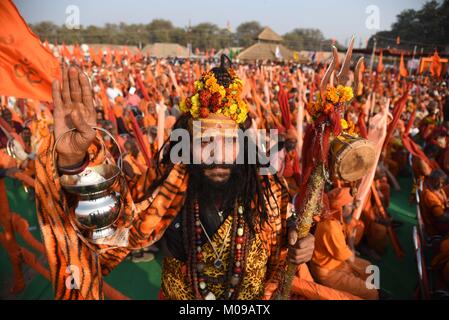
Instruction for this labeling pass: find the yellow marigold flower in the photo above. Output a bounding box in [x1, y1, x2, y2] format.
[190, 104, 200, 118]
[205, 76, 217, 89]
[191, 93, 200, 107]
[179, 99, 188, 113]
[336, 85, 353, 103]
[234, 78, 244, 87]
[194, 80, 204, 91]
[219, 86, 226, 98]
[210, 83, 220, 93]
[326, 87, 339, 104]
[341, 118, 348, 129]
[229, 103, 238, 115]
[236, 108, 248, 124]
[341, 86, 354, 103]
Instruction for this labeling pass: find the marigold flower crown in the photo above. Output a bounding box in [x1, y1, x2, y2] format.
[306, 85, 354, 130]
[180, 68, 249, 124]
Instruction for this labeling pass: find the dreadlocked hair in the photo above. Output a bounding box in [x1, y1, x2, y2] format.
[142, 113, 289, 234]
[209, 54, 233, 87]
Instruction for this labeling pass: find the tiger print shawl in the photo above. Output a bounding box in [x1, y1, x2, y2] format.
[35, 133, 289, 300]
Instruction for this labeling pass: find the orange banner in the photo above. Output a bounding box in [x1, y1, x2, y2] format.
[0, 0, 61, 102]
[376, 50, 384, 74]
[399, 53, 408, 78]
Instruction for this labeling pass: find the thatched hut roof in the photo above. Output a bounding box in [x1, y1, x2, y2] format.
[237, 42, 293, 61]
[143, 43, 189, 58]
[257, 27, 283, 42]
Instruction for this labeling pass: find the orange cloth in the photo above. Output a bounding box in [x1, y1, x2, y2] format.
[310, 257, 379, 300]
[422, 187, 447, 219]
[361, 195, 388, 254]
[0, 149, 16, 169]
[345, 218, 365, 246]
[399, 53, 408, 78]
[312, 219, 354, 270]
[311, 201, 378, 300]
[290, 264, 361, 300]
[421, 186, 449, 235]
[328, 187, 353, 211]
[123, 153, 147, 176]
[0, 0, 61, 101]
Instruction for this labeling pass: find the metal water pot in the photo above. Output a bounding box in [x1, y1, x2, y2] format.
[54, 127, 124, 241]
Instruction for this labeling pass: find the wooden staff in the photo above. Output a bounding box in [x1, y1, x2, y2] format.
[370, 182, 405, 258]
[278, 164, 325, 299]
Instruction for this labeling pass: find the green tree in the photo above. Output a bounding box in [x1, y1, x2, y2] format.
[368, 0, 449, 52]
[190, 23, 221, 51]
[235, 21, 263, 47]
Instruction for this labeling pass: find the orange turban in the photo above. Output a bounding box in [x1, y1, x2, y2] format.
[327, 187, 353, 211]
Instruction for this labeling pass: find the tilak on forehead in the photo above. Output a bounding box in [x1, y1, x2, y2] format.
[179, 55, 248, 139]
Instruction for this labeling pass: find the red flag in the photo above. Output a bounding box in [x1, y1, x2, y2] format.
[0, 0, 61, 101]
[430, 50, 442, 78]
[128, 112, 152, 167]
[399, 53, 408, 78]
[135, 71, 150, 101]
[377, 50, 384, 73]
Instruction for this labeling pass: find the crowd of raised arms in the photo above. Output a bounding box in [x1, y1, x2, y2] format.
[1, 49, 449, 300]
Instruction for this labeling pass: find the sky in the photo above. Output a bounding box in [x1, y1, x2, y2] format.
[14, 0, 427, 46]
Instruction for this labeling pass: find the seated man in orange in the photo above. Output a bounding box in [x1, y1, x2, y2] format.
[421, 169, 449, 236]
[310, 187, 379, 300]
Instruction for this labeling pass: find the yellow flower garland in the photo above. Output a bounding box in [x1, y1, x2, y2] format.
[180, 69, 248, 124]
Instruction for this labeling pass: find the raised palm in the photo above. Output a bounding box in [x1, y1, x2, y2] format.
[52, 65, 97, 167]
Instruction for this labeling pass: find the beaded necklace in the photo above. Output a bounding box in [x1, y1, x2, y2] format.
[189, 197, 249, 300]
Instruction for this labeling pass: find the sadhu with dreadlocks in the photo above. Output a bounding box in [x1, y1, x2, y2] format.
[34, 55, 315, 300]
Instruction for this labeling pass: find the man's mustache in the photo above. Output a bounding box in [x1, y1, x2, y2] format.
[199, 163, 235, 170]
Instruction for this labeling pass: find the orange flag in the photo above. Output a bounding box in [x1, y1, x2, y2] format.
[61, 43, 71, 59]
[105, 47, 112, 66]
[0, 0, 61, 102]
[114, 49, 122, 65]
[89, 46, 101, 66]
[430, 50, 442, 78]
[73, 43, 83, 63]
[399, 53, 408, 77]
[377, 50, 384, 73]
[96, 47, 103, 65]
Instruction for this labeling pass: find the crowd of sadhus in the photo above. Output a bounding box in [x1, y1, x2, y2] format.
[1, 51, 449, 300]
